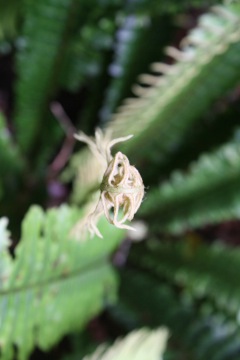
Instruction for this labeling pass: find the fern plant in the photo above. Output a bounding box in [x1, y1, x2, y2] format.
[2, 0, 240, 359]
[140, 133, 240, 233]
[67, 3, 240, 201]
[0, 206, 125, 359]
[116, 268, 240, 360]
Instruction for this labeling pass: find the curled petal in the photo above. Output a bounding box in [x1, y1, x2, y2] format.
[73, 129, 144, 239]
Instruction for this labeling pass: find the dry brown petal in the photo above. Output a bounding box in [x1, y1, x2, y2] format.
[73, 130, 144, 239]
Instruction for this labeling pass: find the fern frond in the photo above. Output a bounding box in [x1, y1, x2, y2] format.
[0, 205, 125, 360]
[155, 101, 240, 182]
[118, 268, 240, 360]
[140, 137, 240, 233]
[129, 239, 240, 315]
[14, 0, 76, 153]
[83, 328, 168, 360]
[68, 4, 240, 199]
[100, 15, 172, 123]
[107, 5, 240, 164]
[100, 16, 147, 123]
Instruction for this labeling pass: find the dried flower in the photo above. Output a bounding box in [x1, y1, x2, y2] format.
[73, 129, 144, 238]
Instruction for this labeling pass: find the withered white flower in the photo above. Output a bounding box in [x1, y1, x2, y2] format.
[73, 129, 144, 239]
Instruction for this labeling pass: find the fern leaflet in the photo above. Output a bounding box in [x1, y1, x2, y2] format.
[129, 239, 240, 315]
[140, 136, 240, 233]
[109, 5, 240, 165]
[83, 328, 168, 360]
[67, 4, 240, 202]
[0, 205, 125, 360]
[118, 268, 240, 360]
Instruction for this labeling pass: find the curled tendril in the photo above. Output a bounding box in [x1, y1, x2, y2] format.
[72, 129, 144, 239]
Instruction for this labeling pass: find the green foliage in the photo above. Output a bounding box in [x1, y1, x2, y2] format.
[0, 113, 25, 204]
[128, 239, 240, 315]
[100, 15, 173, 123]
[117, 268, 240, 360]
[61, 20, 115, 93]
[125, 0, 224, 15]
[2, 0, 240, 359]
[140, 135, 240, 233]
[0, 0, 21, 39]
[0, 112, 24, 177]
[68, 4, 240, 197]
[0, 218, 12, 283]
[14, 0, 76, 155]
[109, 5, 240, 167]
[0, 206, 125, 359]
[83, 328, 168, 360]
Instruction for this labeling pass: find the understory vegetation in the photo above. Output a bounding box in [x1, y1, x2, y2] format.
[1, 0, 240, 359]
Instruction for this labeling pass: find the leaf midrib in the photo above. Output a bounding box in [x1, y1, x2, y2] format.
[0, 255, 112, 296]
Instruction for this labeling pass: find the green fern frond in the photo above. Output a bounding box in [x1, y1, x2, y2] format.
[68, 4, 240, 200]
[94, 13, 173, 139]
[140, 136, 240, 233]
[100, 16, 148, 123]
[107, 5, 240, 164]
[100, 15, 172, 123]
[14, 0, 76, 153]
[118, 268, 240, 360]
[0, 205, 125, 360]
[155, 101, 240, 182]
[129, 239, 240, 315]
[83, 327, 168, 360]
